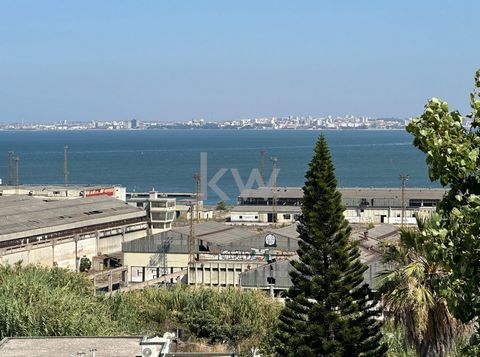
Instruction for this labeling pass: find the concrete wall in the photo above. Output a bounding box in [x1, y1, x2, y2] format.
[0, 229, 147, 271]
[344, 207, 435, 224]
[188, 261, 264, 287]
[123, 252, 189, 283]
[97, 230, 145, 255]
[123, 252, 189, 268]
[231, 212, 296, 224]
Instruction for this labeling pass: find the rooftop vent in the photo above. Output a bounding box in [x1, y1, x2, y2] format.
[84, 210, 102, 215]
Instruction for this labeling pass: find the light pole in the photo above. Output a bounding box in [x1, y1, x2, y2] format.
[400, 174, 409, 227]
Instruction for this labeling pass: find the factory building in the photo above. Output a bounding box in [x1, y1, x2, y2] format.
[0, 195, 147, 270]
[122, 222, 299, 286]
[232, 187, 448, 224]
[121, 221, 393, 293]
[0, 184, 126, 201]
[240, 224, 399, 294]
[127, 191, 214, 224]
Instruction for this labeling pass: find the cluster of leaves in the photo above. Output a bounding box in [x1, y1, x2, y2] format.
[377, 216, 470, 357]
[0, 263, 119, 338]
[403, 69, 480, 352]
[105, 285, 281, 353]
[406, 70, 480, 323]
[0, 264, 281, 355]
[79, 256, 92, 272]
[216, 200, 228, 211]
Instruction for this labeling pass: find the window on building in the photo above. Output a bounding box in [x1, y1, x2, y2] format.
[283, 214, 291, 220]
[151, 212, 167, 220]
[150, 201, 167, 208]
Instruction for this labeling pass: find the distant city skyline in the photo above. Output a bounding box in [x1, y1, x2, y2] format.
[0, 114, 411, 132]
[1, 1, 479, 123]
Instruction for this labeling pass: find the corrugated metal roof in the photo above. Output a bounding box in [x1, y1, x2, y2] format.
[271, 223, 300, 239]
[240, 254, 386, 290]
[0, 196, 145, 239]
[238, 186, 448, 200]
[173, 222, 253, 244]
[365, 224, 399, 240]
[231, 205, 302, 213]
[123, 224, 301, 254]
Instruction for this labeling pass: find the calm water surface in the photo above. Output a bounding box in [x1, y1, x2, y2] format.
[0, 130, 436, 203]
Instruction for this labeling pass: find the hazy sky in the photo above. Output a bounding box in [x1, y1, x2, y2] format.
[0, 1, 478, 123]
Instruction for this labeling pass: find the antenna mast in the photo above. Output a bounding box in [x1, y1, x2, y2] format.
[271, 157, 278, 226]
[64, 145, 69, 186]
[7, 151, 14, 186]
[14, 155, 20, 190]
[400, 174, 409, 227]
[193, 174, 201, 223]
[188, 204, 196, 263]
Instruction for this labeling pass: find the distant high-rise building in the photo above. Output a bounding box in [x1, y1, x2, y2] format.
[130, 119, 138, 129]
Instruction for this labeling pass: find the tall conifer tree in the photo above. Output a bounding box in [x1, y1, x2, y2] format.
[277, 135, 387, 356]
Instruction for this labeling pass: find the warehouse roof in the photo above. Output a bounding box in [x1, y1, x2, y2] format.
[173, 222, 253, 244]
[123, 222, 301, 254]
[231, 205, 302, 213]
[238, 187, 448, 200]
[0, 195, 145, 241]
[0, 336, 143, 357]
[271, 223, 300, 239]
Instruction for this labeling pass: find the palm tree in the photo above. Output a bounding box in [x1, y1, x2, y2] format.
[377, 215, 468, 357]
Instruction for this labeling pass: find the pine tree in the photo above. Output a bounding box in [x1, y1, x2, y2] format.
[277, 135, 387, 356]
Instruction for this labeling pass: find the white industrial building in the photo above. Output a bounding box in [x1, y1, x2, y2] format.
[232, 187, 448, 224]
[0, 184, 126, 201]
[0, 195, 147, 270]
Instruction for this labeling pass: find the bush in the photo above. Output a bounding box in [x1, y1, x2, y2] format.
[0, 264, 281, 355]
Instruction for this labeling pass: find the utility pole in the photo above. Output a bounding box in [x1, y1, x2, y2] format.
[271, 157, 278, 226]
[400, 174, 409, 227]
[7, 151, 14, 186]
[193, 174, 201, 223]
[64, 145, 69, 186]
[259, 149, 265, 184]
[188, 204, 196, 263]
[14, 155, 20, 190]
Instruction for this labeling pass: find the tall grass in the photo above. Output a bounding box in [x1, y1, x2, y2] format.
[0, 264, 281, 355]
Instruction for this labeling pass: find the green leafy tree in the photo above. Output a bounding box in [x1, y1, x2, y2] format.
[216, 200, 227, 211]
[277, 135, 387, 356]
[79, 256, 92, 272]
[406, 69, 480, 324]
[377, 216, 468, 357]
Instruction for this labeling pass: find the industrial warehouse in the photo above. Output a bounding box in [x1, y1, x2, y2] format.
[120, 221, 396, 294]
[232, 186, 448, 224]
[0, 186, 408, 293]
[0, 195, 147, 269]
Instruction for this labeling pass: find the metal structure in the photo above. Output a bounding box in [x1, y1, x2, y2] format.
[270, 157, 278, 225]
[400, 174, 409, 227]
[193, 173, 201, 223]
[7, 151, 14, 186]
[64, 145, 69, 186]
[14, 155, 19, 189]
[188, 204, 196, 263]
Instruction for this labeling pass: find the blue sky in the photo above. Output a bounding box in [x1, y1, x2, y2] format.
[0, 1, 478, 123]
